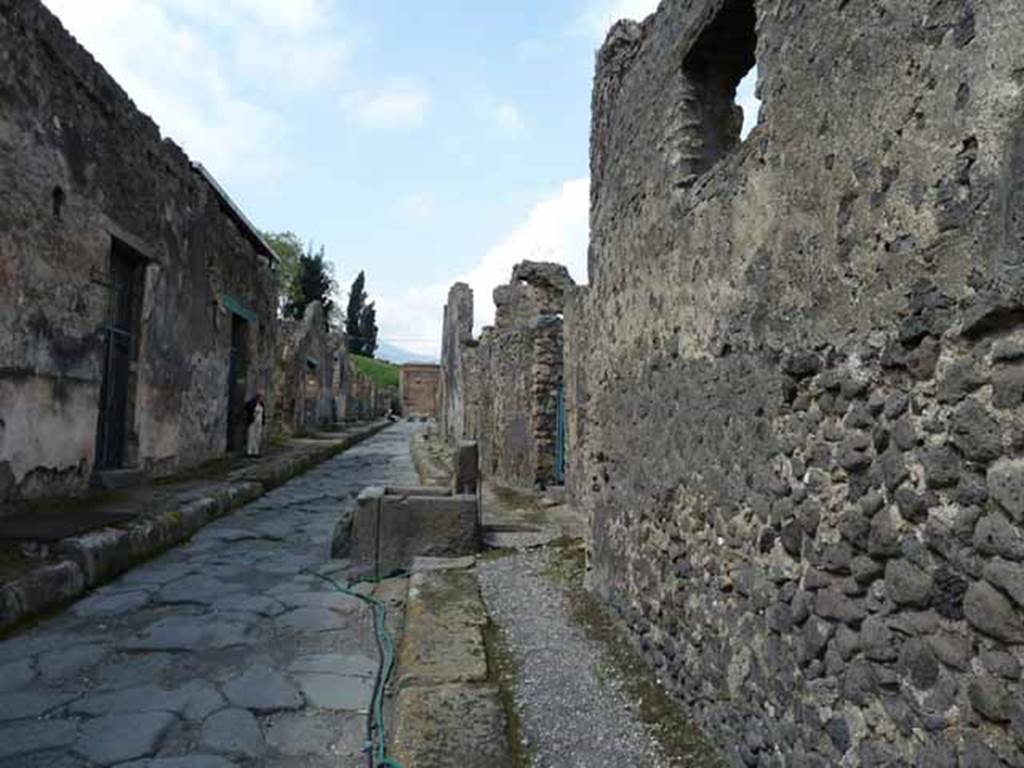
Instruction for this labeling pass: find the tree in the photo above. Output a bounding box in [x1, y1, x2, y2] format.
[264, 231, 336, 329]
[358, 301, 378, 358]
[345, 271, 379, 357]
[284, 245, 335, 329]
[263, 231, 303, 311]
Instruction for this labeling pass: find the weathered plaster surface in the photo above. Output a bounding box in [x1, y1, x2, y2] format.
[0, 0, 277, 504]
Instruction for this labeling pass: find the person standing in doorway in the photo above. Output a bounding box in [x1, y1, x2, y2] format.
[244, 393, 265, 457]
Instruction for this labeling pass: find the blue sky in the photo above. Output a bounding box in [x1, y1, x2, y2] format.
[43, 0, 758, 360]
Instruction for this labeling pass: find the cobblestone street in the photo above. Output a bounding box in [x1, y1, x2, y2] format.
[0, 424, 418, 768]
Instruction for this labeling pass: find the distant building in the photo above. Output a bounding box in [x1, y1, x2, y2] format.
[0, 1, 278, 505]
[399, 364, 440, 419]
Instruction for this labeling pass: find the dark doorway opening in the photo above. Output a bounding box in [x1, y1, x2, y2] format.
[95, 239, 145, 470]
[226, 313, 250, 452]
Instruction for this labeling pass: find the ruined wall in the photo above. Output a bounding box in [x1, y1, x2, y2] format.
[329, 331, 351, 422]
[569, 1, 1024, 764]
[272, 302, 338, 437]
[439, 283, 475, 442]
[440, 262, 573, 488]
[345, 359, 394, 421]
[0, 0, 277, 504]
[400, 364, 440, 418]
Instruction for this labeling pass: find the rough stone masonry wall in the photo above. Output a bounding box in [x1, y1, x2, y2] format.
[345, 358, 394, 421]
[0, 0, 277, 503]
[568, 0, 1024, 765]
[439, 262, 573, 488]
[439, 282, 475, 442]
[272, 302, 335, 437]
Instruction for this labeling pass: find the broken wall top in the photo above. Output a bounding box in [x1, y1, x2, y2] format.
[590, 0, 1024, 356]
[494, 261, 576, 331]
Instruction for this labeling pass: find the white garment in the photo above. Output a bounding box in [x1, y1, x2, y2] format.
[246, 403, 264, 456]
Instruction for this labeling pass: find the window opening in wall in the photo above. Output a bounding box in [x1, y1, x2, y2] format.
[52, 185, 65, 218]
[736, 67, 761, 140]
[682, 0, 759, 175]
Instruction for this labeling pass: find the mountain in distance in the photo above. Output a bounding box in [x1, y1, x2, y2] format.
[375, 340, 439, 365]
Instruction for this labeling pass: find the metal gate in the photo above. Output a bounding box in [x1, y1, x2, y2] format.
[554, 380, 566, 485]
[95, 249, 137, 469]
[226, 314, 248, 451]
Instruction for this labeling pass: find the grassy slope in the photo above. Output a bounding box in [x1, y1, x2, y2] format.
[351, 354, 400, 390]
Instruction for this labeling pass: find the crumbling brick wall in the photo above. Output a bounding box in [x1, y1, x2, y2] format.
[568, 0, 1024, 764]
[400, 364, 440, 418]
[440, 262, 574, 488]
[0, 0, 277, 504]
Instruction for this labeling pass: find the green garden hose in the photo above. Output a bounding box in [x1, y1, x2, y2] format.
[307, 569, 405, 768]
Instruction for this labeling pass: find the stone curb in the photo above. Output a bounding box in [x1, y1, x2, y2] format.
[0, 421, 390, 634]
[391, 559, 514, 767]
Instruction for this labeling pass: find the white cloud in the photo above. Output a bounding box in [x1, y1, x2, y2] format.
[41, 0, 350, 186]
[343, 79, 431, 129]
[233, 29, 349, 93]
[489, 103, 527, 138]
[391, 193, 436, 223]
[576, 0, 661, 41]
[462, 178, 588, 331]
[374, 178, 590, 359]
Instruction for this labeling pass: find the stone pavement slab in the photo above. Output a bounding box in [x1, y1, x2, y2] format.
[293, 671, 375, 711]
[223, 666, 304, 713]
[0, 424, 420, 766]
[200, 707, 265, 758]
[0, 719, 79, 760]
[74, 711, 177, 765]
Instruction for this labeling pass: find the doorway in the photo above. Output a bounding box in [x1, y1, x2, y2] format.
[226, 313, 249, 452]
[95, 239, 144, 470]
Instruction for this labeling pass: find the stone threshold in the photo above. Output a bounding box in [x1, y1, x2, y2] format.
[0, 421, 391, 634]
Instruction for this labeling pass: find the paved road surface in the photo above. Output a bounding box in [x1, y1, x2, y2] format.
[0, 424, 418, 768]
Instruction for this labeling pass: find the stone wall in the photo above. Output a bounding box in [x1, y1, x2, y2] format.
[400, 364, 440, 418]
[439, 283, 475, 443]
[440, 262, 574, 488]
[568, 0, 1024, 764]
[0, 0, 277, 504]
[329, 331, 352, 422]
[345, 359, 395, 421]
[272, 302, 341, 437]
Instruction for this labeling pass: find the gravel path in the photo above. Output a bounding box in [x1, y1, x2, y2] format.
[478, 548, 682, 768]
[0, 424, 419, 768]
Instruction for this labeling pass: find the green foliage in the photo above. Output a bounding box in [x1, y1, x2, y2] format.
[358, 302, 378, 358]
[263, 230, 303, 307]
[351, 354, 399, 390]
[264, 231, 336, 329]
[346, 270, 379, 357]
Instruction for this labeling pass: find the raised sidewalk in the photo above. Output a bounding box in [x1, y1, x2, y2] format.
[0, 421, 389, 633]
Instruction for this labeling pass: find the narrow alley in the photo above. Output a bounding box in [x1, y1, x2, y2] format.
[0, 424, 419, 768]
